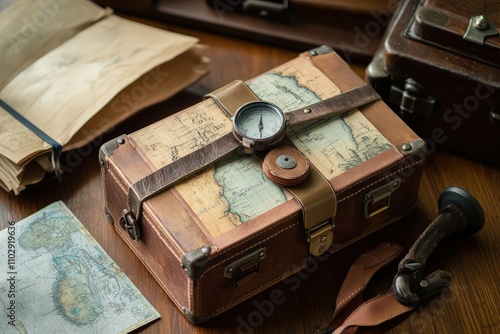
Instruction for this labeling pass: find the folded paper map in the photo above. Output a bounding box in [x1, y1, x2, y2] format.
[0, 201, 160, 333]
[0, 0, 209, 194]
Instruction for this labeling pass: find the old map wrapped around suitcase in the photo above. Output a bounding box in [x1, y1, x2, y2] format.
[100, 47, 426, 323]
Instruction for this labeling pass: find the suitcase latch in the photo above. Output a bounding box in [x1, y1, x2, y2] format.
[308, 220, 334, 256]
[224, 247, 266, 287]
[364, 178, 401, 218]
[390, 79, 435, 118]
[120, 209, 141, 240]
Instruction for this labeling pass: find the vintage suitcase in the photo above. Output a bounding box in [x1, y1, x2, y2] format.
[93, 0, 397, 63]
[99, 47, 426, 323]
[366, 0, 500, 166]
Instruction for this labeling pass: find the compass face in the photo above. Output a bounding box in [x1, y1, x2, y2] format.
[233, 101, 286, 141]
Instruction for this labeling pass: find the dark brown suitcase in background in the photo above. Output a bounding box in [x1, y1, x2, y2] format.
[93, 0, 396, 63]
[367, 0, 500, 166]
[100, 47, 426, 323]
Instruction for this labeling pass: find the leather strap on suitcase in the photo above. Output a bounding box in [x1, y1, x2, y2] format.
[123, 79, 381, 256]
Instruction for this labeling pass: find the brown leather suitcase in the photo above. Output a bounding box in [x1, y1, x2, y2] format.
[99, 47, 426, 323]
[366, 0, 500, 166]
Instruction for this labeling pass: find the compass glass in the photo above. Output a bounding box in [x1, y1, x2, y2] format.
[233, 101, 285, 140]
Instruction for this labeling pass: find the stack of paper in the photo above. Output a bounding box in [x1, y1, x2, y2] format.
[0, 0, 209, 194]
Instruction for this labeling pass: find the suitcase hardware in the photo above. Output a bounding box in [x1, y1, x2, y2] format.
[490, 106, 500, 122]
[99, 136, 123, 172]
[181, 246, 212, 280]
[224, 247, 266, 286]
[308, 220, 334, 257]
[120, 209, 141, 241]
[389, 79, 436, 118]
[463, 15, 499, 46]
[366, 53, 436, 119]
[364, 178, 401, 219]
[243, 0, 289, 15]
[206, 0, 290, 20]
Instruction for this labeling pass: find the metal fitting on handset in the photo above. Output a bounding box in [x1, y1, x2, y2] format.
[392, 186, 485, 306]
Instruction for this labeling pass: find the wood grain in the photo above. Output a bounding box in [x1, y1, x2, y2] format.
[0, 17, 498, 334]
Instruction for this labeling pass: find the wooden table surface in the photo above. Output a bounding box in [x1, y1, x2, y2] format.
[1, 17, 499, 334]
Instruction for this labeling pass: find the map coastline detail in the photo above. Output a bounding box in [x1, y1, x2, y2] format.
[0, 201, 159, 333]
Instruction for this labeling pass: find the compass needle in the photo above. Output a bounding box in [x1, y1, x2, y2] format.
[258, 113, 264, 138]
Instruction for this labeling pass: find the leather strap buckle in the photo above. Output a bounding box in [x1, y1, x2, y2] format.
[308, 220, 334, 257]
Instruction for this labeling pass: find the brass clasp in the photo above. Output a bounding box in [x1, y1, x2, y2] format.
[364, 179, 401, 218]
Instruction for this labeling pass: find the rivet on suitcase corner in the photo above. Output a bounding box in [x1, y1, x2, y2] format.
[364, 178, 401, 219]
[308, 45, 334, 56]
[402, 143, 412, 152]
[181, 246, 212, 280]
[99, 136, 124, 170]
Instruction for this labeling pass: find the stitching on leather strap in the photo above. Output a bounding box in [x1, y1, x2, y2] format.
[332, 293, 414, 334]
[334, 243, 404, 314]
